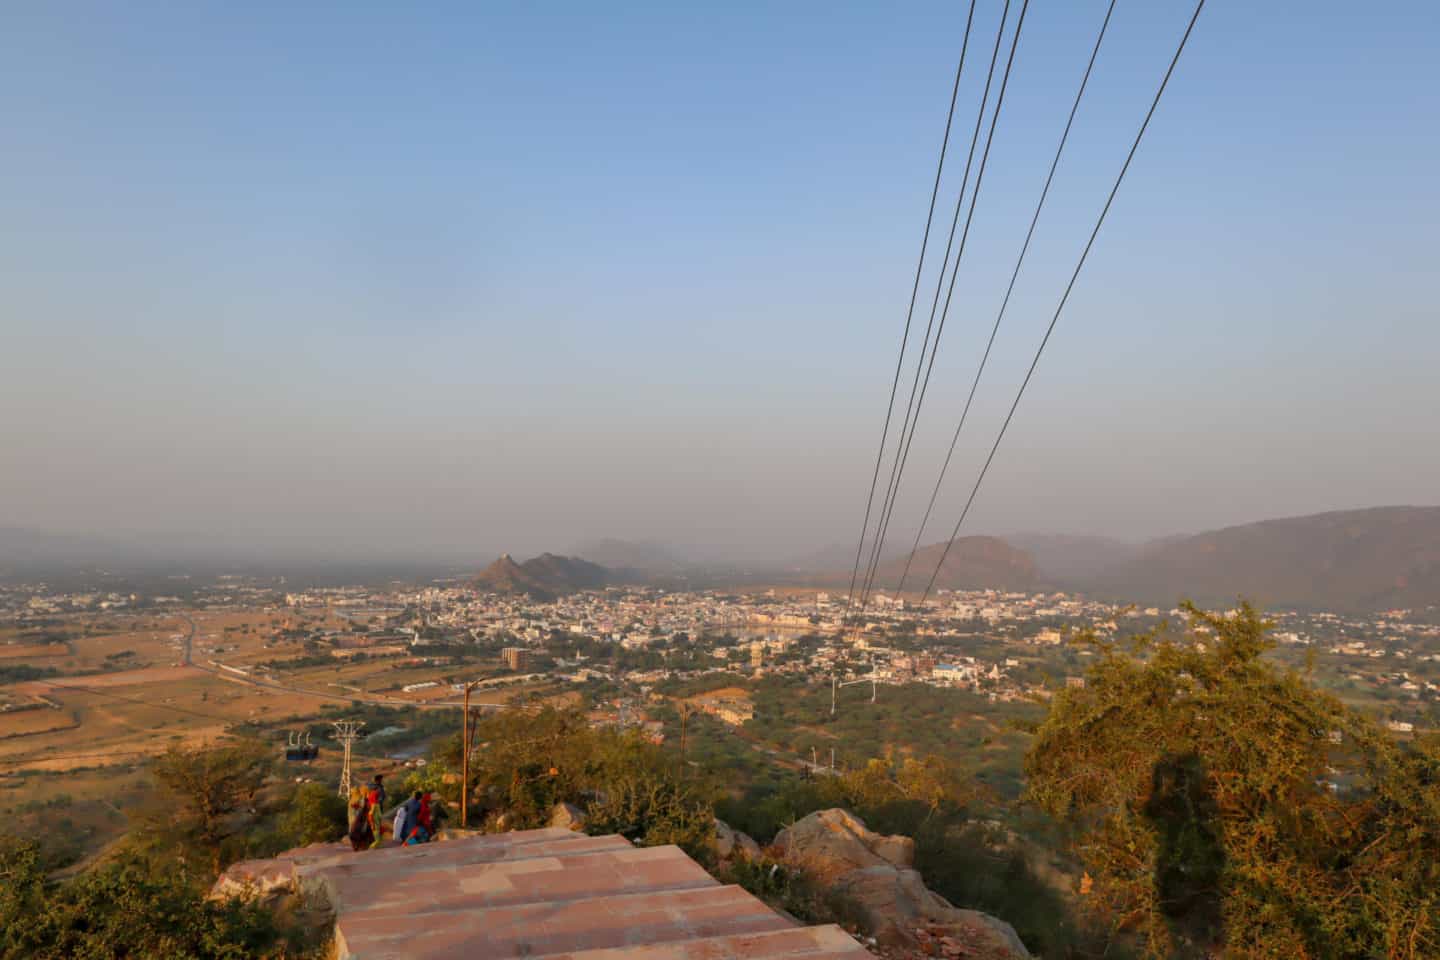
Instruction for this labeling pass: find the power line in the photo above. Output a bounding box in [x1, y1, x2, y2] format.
[859, 0, 1017, 609]
[846, 0, 979, 609]
[921, 0, 1206, 603]
[861, 0, 1030, 608]
[895, 0, 1118, 594]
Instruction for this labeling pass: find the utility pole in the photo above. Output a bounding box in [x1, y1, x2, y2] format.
[330, 720, 365, 798]
[461, 681, 476, 828]
[677, 701, 692, 776]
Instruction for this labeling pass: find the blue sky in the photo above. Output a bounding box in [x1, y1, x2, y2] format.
[2, 1, 1437, 562]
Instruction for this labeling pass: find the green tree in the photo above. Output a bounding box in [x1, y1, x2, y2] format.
[275, 783, 348, 848]
[0, 837, 303, 960]
[143, 740, 271, 876]
[445, 706, 716, 859]
[1026, 601, 1440, 958]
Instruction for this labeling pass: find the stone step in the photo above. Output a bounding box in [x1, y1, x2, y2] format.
[334, 883, 792, 960]
[530, 924, 873, 959]
[300, 834, 631, 907]
[337, 843, 716, 918]
[295, 826, 585, 874]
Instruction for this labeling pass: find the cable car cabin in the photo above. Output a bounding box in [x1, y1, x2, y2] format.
[283, 731, 320, 762]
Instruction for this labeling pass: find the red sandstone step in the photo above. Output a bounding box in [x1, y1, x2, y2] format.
[531, 925, 873, 960]
[338, 844, 717, 918]
[334, 883, 792, 960]
[300, 833, 632, 906]
[294, 826, 587, 874]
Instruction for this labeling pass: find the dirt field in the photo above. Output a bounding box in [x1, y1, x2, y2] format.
[0, 606, 563, 804]
[0, 605, 592, 866]
[0, 610, 354, 774]
[0, 643, 70, 661]
[14, 665, 201, 693]
[0, 708, 78, 739]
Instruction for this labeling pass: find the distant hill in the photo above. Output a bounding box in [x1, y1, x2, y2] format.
[855, 536, 1038, 594]
[1082, 506, 1440, 612]
[1003, 533, 1140, 584]
[473, 552, 613, 600]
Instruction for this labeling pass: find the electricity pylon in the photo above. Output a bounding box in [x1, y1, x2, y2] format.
[331, 720, 365, 798]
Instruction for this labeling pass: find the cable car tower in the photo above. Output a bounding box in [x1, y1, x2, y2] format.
[330, 720, 365, 798]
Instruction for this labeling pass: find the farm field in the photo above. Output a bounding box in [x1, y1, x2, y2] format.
[0, 605, 553, 827]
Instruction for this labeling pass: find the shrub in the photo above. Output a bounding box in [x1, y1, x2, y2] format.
[0, 837, 311, 960]
[1027, 601, 1440, 958]
[276, 783, 348, 848]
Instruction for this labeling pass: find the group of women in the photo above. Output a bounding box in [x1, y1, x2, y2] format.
[346, 773, 447, 851]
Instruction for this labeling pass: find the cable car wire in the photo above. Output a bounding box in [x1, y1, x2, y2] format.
[861, 0, 1030, 607]
[921, 0, 1206, 603]
[860, 0, 1016, 607]
[895, 0, 1117, 594]
[846, 0, 979, 609]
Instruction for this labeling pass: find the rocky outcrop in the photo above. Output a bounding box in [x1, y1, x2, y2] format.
[548, 801, 587, 831]
[772, 808, 914, 878]
[772, 810, 1030, 959]
[210, 841, 344, 901]
[211, 856, 297, 901]
[713, 818, 761, 862]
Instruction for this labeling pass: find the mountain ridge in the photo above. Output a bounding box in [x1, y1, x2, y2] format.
[1076, 505, 1440, 612]
[473, 552, 613, 600]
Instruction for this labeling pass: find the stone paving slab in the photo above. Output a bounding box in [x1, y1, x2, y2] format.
[335, 883, 794, 959]
[303, 833, 632, 909]
[533, 925, 873, 959]
[254, 831, 877, 960]
[343, 844, 717, 919]
[295, 826, 583, 876]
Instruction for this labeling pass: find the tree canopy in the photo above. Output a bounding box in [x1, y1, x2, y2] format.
[1026, 602, 1440, 958]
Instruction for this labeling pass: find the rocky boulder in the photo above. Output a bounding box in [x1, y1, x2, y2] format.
[837, 864, 1029, 958]
[209, 841, 345, 901]
[772, 808, 914, 880]
[771, 810, 1029, 958]
[549, 801, 587, 831]
[713, 818, 761, 862]
[211, 856, 297, 901]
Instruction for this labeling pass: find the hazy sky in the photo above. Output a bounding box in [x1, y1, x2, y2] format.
[2, 1, 1437, 564]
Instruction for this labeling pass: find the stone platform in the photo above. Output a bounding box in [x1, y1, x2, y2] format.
[229, 827, 872, 960]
